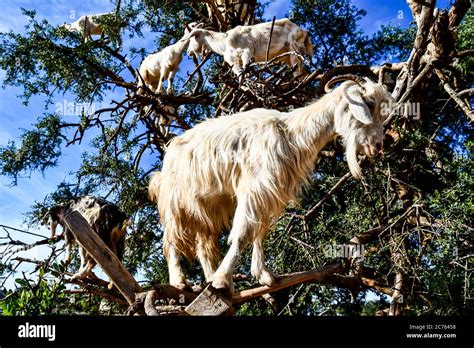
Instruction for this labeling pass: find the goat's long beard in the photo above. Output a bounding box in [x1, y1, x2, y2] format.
[345, 133, 362, 179]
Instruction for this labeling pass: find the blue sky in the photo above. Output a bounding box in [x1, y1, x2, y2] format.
[0, 0, 452, 289]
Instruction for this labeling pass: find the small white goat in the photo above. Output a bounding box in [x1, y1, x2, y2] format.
[137, 32, 197, 94]
[182, 18, 314, 77]
[149, 75, 394, 292]
[64, 12, 113, 43]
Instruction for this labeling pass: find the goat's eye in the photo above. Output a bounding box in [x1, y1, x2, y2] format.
[365, 100, 375, 110]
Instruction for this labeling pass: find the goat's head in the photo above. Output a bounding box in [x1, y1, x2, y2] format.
[42, 205, 66, 239]
[183, 23, 208, 58]
[326, 75, 394, 178]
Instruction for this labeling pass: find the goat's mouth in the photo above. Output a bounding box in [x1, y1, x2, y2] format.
[362, 144, 382, 158]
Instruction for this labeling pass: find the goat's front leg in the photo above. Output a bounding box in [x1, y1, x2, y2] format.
[64, 243, 73, 264]
[231, 64, 245, 85]
[49, 220, 58, 239]
[212, 196, 254, 294]
[158, 118, 169, 137]
[237, 50, 252, 84]
[230, 54, 246, 85]
[251, 230, 277, 286]
[157, 78, 164, 95]
[166, 71, 176, 95]
[166, 244, 188, 289]
[63, 231, 73, 264]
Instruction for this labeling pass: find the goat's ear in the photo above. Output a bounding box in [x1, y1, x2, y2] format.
[345, 89, 373, 125]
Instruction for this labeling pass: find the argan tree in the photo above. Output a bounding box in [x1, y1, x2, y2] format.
[0, 0, 472, 316]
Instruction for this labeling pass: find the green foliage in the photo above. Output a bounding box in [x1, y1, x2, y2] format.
[291, 0, 371, 68]
[371, 24, 416, 62]
[421, 145, 473, 315]
[0, 266, 67, 315]
[0, 114, 63, 184]
[456, 8, 473, 79]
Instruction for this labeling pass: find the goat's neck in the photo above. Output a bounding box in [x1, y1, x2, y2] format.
[282, 98, 337, 162]
[174, 39, 189, 54]
[201, 31, 227, 55]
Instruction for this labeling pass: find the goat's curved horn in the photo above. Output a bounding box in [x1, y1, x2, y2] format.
[324, 74, 366, 93]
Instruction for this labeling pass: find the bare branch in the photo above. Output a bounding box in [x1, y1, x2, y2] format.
[435, 68, 474, 121]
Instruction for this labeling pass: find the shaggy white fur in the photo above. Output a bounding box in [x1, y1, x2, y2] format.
[149, 78, 393, 292]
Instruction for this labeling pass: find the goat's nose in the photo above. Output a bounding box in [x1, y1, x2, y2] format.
[376, 142, 382, 151]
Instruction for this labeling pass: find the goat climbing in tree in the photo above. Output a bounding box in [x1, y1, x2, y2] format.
[63, 12, 118, 44]
[137, 25, 203, 95]
[45, 196, 128, 289]
[149, 75, 394, 293]
[182, 18, 313, 78]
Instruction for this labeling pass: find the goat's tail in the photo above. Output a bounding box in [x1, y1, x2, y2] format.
[148, 171, 162, 203]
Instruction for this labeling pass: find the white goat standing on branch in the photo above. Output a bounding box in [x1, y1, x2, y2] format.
[137, 32, 196, 136]
[182, 18, 313, 78]
[137, 37, 193, 95]
[64, 12, 114, 43]
[149, 75, 394, 293]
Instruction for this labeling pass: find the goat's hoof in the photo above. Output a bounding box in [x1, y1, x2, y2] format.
[257, 269, 277, 287]
[170, 281, 191, 291]
[86, 271, 98, 280]
[209, 284, 234, 299]
[211, 278, 234, 295]
[70, 273, 86, 281]
[192, 283, 207, 293]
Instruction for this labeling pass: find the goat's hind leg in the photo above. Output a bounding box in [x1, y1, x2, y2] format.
[212, 195, 255, 293]
[71, 248, 96, 281]
[196, 231, 220, 283]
